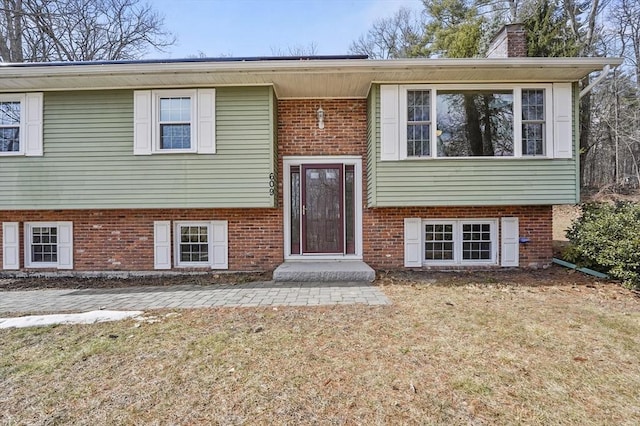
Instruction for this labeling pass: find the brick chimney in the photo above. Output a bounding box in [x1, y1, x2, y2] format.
[486, 23, 527, 58]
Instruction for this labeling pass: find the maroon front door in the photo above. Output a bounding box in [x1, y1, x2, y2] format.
[302, 164, 343, 253]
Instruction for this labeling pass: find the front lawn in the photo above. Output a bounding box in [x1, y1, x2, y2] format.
[2, 272, 639, 424]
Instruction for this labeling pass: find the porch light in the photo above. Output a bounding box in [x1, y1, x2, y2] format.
[316, 107, 325, 129]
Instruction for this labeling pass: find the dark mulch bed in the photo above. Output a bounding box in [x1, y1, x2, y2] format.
[0, 271, 273, 291]
[0, 264, 604, 292]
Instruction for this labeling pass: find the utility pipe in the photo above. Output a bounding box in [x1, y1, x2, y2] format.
[552, 258, 609, 279]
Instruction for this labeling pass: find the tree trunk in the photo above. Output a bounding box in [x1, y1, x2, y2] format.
[464, 95, 484, 156]
[579, 77, 592, 188]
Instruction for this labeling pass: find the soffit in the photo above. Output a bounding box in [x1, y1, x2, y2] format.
[0, 57, 623, 98]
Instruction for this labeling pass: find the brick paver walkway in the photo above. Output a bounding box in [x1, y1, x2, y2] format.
[0, 281, 391, 314]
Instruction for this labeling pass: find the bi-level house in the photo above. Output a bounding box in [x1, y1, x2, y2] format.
[0, 26, 621, 277]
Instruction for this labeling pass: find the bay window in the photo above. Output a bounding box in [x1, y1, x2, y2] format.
[383, 83, 564, 160]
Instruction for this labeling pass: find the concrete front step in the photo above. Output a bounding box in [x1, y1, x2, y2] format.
[273, 261, 376, 282]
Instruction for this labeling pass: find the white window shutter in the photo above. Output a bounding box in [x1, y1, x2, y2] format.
[2, 222, 20, 270]
[501, 217, 519, 267]
[57, 222, 74, 270]
[154, 221, 172, 270]
[553, 83, 573, 159]
[211, 220, 228, 269]
[24, 93, 43, 156]
[197, 89, 216, 154]
[133, 90, 152, 155]
[380, 85, 400, 161]
[404, 218, 422, 267]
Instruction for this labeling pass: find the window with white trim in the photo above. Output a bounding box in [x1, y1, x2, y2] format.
[0, 93, 43, 157]
[424, 219, 497, 265]
[158, 95, 193, 150]
[133, 89, 216, 155]
[381, 84, 568, 160]
[24, 222, 73, 269]
[521, 89, 546, 156]
[0, 99, 21, 153]
[171, 221, 229, 269]
[176, 222, 211, 266]
[407, 90, 431, 157]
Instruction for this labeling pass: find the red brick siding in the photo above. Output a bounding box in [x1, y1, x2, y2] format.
[363, 205, 552, 269]
[0, 209, 282, 271]
[278, 99, 368, 157]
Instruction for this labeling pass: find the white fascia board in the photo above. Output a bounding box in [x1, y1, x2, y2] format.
[0, 57, 624, 98]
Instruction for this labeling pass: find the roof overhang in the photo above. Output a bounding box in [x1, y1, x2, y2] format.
[0, 57, 623, 99]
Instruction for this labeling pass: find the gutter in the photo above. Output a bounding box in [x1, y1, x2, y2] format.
[579, 64, 611, 98]
[0, 57, 622, 78]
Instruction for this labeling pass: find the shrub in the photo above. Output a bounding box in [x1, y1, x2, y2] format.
[564, 202, 640, 289]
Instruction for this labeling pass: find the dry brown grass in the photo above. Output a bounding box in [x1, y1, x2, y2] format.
[2, 277, 640, 425]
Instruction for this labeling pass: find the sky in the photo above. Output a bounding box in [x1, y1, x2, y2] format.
[149, 0, 423, 59]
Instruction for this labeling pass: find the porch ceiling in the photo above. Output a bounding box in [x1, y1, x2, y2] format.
[0, 57, 622, 99]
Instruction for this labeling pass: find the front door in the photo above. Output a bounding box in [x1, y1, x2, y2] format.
[302, 164, 343, 253]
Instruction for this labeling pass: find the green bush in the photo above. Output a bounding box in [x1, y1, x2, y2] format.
[565, 202, 640, 289]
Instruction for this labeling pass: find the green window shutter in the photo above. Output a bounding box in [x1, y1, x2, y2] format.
[380, 85, 400, 161]
[404, 218, 422, 267]
[553, 83, 573, 159]
[133, 90, 152, 155]
[153, 221, 172, 270]
[2, 222, 20, 270]
[211, 220, 228, 269]
[24, 93, 43, 157]
[500, 217, 519, 267]
[197, 89, 216, 154]
[57, 222, 74, 270]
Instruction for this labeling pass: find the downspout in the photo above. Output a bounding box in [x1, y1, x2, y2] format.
[579, 64, 611, 99]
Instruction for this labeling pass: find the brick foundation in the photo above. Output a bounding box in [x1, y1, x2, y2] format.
[363, 205, 553, 269]
[1, 98, 553, 273]
[0, 209, 282, 271]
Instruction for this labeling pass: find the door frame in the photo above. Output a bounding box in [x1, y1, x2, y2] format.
[283, 156, 363, 260]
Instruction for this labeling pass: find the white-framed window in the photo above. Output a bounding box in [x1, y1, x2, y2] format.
[133, 89, 215, 155]
[521, 88, 546, 156]
[381, 83, 571, 161]
[405, 217, 519, 268]
[153, 220, 228, 270]
[24, 222, 73, 269]
[422, 219, 498, 266]
[0, 93, 43, 157]
[156, 91, 195, 152]
[174, 221, 212, 267]
[0, 98, 22, 154]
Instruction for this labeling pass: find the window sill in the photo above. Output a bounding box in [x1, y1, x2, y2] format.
[25, 263, 59, 269]
[152, 149, 198, 155]
[424, 261, 498, 267]
[175, 263, 212, 268]
[400, 156, 555, 161]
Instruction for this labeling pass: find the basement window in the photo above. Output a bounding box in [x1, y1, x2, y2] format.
[424, 219, 497, 265]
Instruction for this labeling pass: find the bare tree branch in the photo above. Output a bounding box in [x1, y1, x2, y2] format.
[0, 0, 174, 62]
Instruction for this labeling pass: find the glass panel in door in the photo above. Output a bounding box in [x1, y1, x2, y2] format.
[302, 165, 343, 253]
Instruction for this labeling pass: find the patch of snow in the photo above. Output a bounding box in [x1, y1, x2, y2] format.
[0, 310, 144, 329]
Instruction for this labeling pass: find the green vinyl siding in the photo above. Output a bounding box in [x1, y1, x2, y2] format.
[366, 85, 377, 206]
[0, 87, 276, 210]
[367, 84, 579, 207]
[269, 86, 278, 201]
